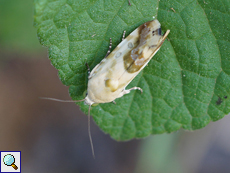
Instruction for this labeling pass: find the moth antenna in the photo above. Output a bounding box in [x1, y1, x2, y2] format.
[88, 104, 95, 159]
[40, 97, 85, 103]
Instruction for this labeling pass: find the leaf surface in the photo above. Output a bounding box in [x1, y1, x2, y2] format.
[34, 0, 230, 140]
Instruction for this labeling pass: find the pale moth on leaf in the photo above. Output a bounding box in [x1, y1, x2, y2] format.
[43, 19, 170, 158]
[86, 20, 170, 105]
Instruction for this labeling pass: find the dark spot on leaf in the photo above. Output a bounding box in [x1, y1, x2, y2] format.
[216, 96, 223, 105]
[224, 96, 228, 99]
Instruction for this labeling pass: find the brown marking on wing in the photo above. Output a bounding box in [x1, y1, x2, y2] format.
[123, 20, 162, 73]
[105, 78, 119, 92]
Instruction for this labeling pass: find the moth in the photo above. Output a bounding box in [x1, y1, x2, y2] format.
[85, 19, 170, 106]
[44, 19, 170, 157]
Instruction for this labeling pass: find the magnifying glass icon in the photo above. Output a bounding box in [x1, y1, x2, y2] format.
[3, 154, 18, 170]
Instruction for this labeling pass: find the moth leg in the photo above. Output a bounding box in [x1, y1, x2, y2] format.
[127, 87, 143, 93]
[122, 31, 126, 41]
[104, 38, 112, 58]
[128, 0, 131, 6]
[105, 31, 125, 58]
[117, 87, 143, 98]
[112, 101, 116, 104]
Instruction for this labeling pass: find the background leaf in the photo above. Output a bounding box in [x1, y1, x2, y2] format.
[34, 0, 230, 140]
[0, 0, 43, 54]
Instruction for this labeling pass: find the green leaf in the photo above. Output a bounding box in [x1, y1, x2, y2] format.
[34, 0, 230, 140]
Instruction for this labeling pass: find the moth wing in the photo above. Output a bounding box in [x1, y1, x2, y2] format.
[112, 21, 170, 89]
[87, 20, 170, 103]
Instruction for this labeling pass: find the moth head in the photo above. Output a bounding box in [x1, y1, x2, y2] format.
[84, 94, 95, 106]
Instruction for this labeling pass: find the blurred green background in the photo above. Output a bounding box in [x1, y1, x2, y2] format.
[1, 0, 230, 173]
[0, 0, 44, 55]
